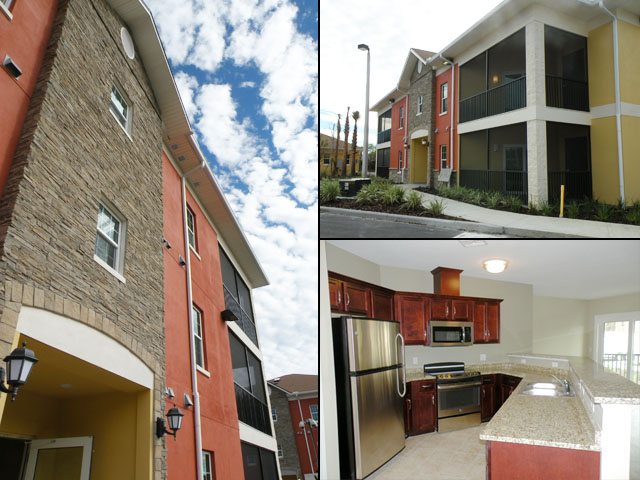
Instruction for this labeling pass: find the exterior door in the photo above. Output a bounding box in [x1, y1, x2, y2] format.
[23, 437, 93, 480]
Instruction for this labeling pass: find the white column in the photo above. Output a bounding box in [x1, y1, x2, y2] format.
[525, 21, 547, 205]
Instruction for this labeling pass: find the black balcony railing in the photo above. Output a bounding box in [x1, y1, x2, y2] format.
[546, 75, 589, 112]
[602, 353, 640, 384]
[459, 77, 526, 123]
[224, 285, 259, 347]
[459, 169, 528, 203]
[235, 383, 272, 435]
[377, 129, 391, 144]
[548, 171, 592, 202]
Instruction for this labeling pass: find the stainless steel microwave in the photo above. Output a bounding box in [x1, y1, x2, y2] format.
[430, 321, 473, 346]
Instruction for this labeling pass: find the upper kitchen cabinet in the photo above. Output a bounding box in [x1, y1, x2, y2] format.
[371, 287, 395, 320]
[327, 272, 395, 320]
[328, 277, 344, 311]
[395, 293, 429, 345]
[474, 300, 502, 343]
[343, 282, 370, 315]
[430, 298, 472, 321]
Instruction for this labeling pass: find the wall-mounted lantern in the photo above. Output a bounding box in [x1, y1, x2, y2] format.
[156, 405, 184, 440]
[0, 342, 38, 402]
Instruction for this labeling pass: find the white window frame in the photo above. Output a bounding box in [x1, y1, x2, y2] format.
[277, 444, 283, 459]
[110, 82, 133, 138]
[417, 95, 423, 115]
[310, 404, 318, 422]
[323, 153, 330, 166]
[440, 145, 448, 169]
[399, 106, 404, 129]
[202, 451, 213, 480]
[93, 201, 126, 283]
[186, 206, 197, 253]
[272, 408, 277, 422]
[0, 0, 14, 19]
[441, 83, 448, 114]
[192, 304, 205, 369]
[594, 312, 640, 384]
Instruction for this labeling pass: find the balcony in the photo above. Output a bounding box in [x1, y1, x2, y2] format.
[546, 76, 589, 112]
[235, 383, 272, 435]
[377, 129, 391, 144]
[459, 77, 526, 123]
[603, 353, 640, 384]
[459, 169, 528, 203]
[224, 285, 259, 347]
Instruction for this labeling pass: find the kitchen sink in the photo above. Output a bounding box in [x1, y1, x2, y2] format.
[519, 381, 575, 397]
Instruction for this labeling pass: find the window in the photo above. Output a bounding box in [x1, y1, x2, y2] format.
[346, 154, 350, 166]
[193, 305, 205, 369]
[241, 442, 279, 480]
[202, 451, 215, 480]
[398, 150, 402, 169]
[440, 145, 447, 169]
[441, 83, 448, 114]
[277, 445, 283, 459]
[1, 0, 14, 15]
[595, 312, 640, 384]
[323, 153, 330, 166]
[220, 246, 258, 345]
[417, 95, 423, 115]
[110, 83, 132, 135]
[186, 206, 197, 251]
[310, 404, 318, 422]
[94, 203, 126, 276]
[271, 408, 277, 422]
[399, 106, 404, 129]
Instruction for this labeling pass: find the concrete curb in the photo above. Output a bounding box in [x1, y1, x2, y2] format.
[320, 206, 586, 238]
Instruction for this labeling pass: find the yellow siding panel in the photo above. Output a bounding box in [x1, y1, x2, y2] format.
[588, 22, 615, 108]
[618, 20, 640, 106]
[590, 116, 620, 203]
[622, 116, 640, 204]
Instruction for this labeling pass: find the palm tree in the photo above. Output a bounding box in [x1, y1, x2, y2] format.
[350, 111, 360, 177]
[332, 114, 341, 177]
[342, 107, 350, 178]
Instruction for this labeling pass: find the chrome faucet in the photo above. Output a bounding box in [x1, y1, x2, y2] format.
[551, 374, 571, 394]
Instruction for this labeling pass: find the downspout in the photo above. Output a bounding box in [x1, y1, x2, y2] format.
[296, 393, 315, 476]
[404, 94, 408, 183]
[598, 0, 625, 203]
[181, 159, 206, 480]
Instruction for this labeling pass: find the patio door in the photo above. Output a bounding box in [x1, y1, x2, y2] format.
[503, 145, 526, 198]
[23, 436, 93, 480]
[595, 312, 640, 384]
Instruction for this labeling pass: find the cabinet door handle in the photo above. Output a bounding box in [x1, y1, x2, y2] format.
[346, 292, 350, 307]
[432, 395, 434, 405]
[446, 304, 449, 317]
[408, 399, 411, 410]
[482, 389, 485, 398]
[424, 329, 427, 340]
[453, 306, 456, 317]
[337, 290, 341, 305]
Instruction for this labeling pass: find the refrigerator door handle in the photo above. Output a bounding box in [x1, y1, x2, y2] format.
[395, 333, 406, 397]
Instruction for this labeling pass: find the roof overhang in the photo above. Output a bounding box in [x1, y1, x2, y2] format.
[106, 0, 268, 288]
[370, 87, 404, 113]
[397, 49, 437, 91]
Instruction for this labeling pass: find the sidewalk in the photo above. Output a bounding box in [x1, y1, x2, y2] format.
[400, 184, 640, 238]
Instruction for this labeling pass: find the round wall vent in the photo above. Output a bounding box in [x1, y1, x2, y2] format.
[121, 27, 135, 60]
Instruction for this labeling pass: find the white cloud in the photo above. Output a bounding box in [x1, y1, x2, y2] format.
[239, 81, 256, 88]
[174, 72, 200, 121]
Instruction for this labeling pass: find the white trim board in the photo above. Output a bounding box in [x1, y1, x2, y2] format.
[16, 306, 154, 389]
[592, 103, 640, 119]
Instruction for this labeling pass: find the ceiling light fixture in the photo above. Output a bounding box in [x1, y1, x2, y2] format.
[483, 259, 508, 273]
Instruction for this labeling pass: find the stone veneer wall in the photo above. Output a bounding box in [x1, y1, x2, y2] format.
[409, 63, 435, 187]
[0, 0, 166, 477]
[270, 387, 303, 478]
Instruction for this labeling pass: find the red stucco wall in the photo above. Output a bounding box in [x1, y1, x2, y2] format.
[0, 0, 58, 199]
[389, 95, 408, 170]
[288, 396, 319, 475]
[163, 152, 245, 480]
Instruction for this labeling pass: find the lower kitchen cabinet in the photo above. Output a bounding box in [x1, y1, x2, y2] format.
[498, 374, 521, 407]
[404, 379, 437, 435]
[481, 374, 497, 422]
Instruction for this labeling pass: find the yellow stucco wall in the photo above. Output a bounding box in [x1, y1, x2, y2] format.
[320, 148, 361, 177]
[590, 116, 620, 203]
[619, 20, 640, 106]
[588, 22, 615, 108]
[622, 116, 640, 203]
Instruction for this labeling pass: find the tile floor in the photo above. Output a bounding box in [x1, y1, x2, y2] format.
[368, 425, 487, 480]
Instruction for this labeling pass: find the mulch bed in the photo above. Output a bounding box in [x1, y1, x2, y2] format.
[322, 198, 473, 222]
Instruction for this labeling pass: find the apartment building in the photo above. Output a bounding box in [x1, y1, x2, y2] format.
[373, 0, 640, 205]
[0, 0, 278, 478]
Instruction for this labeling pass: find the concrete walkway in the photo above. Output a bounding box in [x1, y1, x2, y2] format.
[401, 184, 640, 238]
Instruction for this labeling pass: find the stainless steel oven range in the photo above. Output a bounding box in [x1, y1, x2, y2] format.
[424, 362, 481, 433]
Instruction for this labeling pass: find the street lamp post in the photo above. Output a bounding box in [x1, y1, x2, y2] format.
[358, 44, 370, 178]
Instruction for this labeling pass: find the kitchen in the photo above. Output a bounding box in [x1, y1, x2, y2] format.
[319, 240, 640, 480]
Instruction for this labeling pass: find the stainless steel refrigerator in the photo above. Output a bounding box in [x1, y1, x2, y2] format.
[332, 316, 406, 480]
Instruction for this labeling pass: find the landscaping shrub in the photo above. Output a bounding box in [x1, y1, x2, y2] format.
[320, 179, 340, 203]
[596, 203, 612, 221]
[625, 208, 640, 225]
[404, 191, 424, 210]
[487, 192, 502, 209]
[505, 196, 523, 212]
[528, 202, 539, 215]
[566, 200, 580, 219]
[381, 185, 405, 206]
[428, 198, 445, 216]
[540, 201, 555, 216]
[354, 184, 378, 205]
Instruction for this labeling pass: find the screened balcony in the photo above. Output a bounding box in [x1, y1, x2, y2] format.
[459, 28, 526, 123]
[545, 25, 589, 112]
[546, 122, 592, 202]
[377, 109, 392, 143]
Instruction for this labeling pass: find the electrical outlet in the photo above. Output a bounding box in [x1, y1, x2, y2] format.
[412, 357, 418, 365]
[521, 358, 526, 364]
[480, 354, 486, 361]
[552, 362, 558, 368]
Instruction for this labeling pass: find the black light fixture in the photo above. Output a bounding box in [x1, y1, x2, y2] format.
[0, 342, 38, 402]
[178, 255, 186, 266]
[156, 404, 184, 440]
[221, 309, 238, 322]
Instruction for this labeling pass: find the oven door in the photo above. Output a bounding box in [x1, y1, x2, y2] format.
[437, 381, 481, 417]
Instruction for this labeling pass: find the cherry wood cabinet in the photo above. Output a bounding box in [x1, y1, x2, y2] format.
[474, 300, 502, 343]
[328, 272, 395, 321]
[395, 293, 429, 345]
[342, 282, 369, 315]
[430, 297, 450, 321]
[371, 288, 394, 320]
[481, 374, 497, 422]
[328, 277, 344, 311]
[405, 379, 437, 435]
[430, 298, 472, 321]
[497, 374, 521, 406]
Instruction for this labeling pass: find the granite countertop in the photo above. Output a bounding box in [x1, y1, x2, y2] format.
[477, 367, 600, 451]
[405, 369, 435, 382]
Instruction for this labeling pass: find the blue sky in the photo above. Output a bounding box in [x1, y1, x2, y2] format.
[146, 0, 318, 380]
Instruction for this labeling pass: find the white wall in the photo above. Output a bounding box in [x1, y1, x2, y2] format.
[325, 242, 380, 283]
[532, 297, 589, 357]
